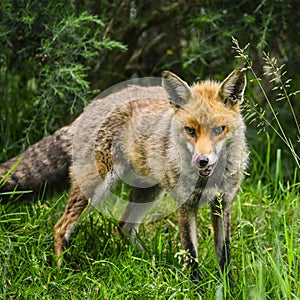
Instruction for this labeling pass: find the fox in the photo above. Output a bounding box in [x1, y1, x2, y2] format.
[0, 69, 248, 281]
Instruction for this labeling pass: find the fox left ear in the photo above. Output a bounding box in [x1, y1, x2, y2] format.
[162, 71, 192, 107]
[218, 69, 247, 107]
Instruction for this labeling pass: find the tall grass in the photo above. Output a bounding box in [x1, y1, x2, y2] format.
[232, 37, 300, 170]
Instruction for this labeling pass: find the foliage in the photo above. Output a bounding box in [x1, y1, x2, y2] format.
[181, 0, 298, 77]
[0, 0, 126, 158]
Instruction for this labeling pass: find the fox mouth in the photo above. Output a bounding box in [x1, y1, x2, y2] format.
[198, 164, 214, 177]
[191, 154, 217, 177]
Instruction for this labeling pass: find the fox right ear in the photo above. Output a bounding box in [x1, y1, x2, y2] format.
[162, 71, 192, 107]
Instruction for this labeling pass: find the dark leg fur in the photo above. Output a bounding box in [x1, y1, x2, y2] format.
[177, 206, 199, 281]
[211, 197, 233, 284]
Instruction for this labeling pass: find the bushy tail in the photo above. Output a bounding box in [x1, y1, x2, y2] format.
[0, 126, 74, 201]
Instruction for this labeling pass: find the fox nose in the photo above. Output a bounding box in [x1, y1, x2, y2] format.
[198, 157, 209, 168]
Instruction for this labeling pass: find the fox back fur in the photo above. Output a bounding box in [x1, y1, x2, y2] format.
[0, 69, 248, 282]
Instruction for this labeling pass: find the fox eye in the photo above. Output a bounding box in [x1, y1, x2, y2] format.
[212, 126, 225, 136]
[184, 126, 196, 138]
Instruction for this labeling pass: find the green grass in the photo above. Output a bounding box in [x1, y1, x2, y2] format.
[1, 148, 299, 299]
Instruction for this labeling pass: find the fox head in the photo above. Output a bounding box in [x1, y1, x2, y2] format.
[162, 69, 247, 177]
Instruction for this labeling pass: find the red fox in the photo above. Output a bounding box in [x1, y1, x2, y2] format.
[0, 69, 248, 281]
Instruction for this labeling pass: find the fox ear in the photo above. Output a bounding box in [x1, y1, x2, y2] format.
[218, 69, 247, 107]
[162, 71, 192, 107]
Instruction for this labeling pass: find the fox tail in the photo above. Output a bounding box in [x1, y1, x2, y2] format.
[0, 126, 73, 201]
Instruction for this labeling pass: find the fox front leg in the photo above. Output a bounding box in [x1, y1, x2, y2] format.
[211, 196, 233, 280]
[177, 206, 199, 281]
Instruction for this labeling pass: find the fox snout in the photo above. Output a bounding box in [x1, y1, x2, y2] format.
[192, 153, 216, 177]
[197, 156, 209, 168]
